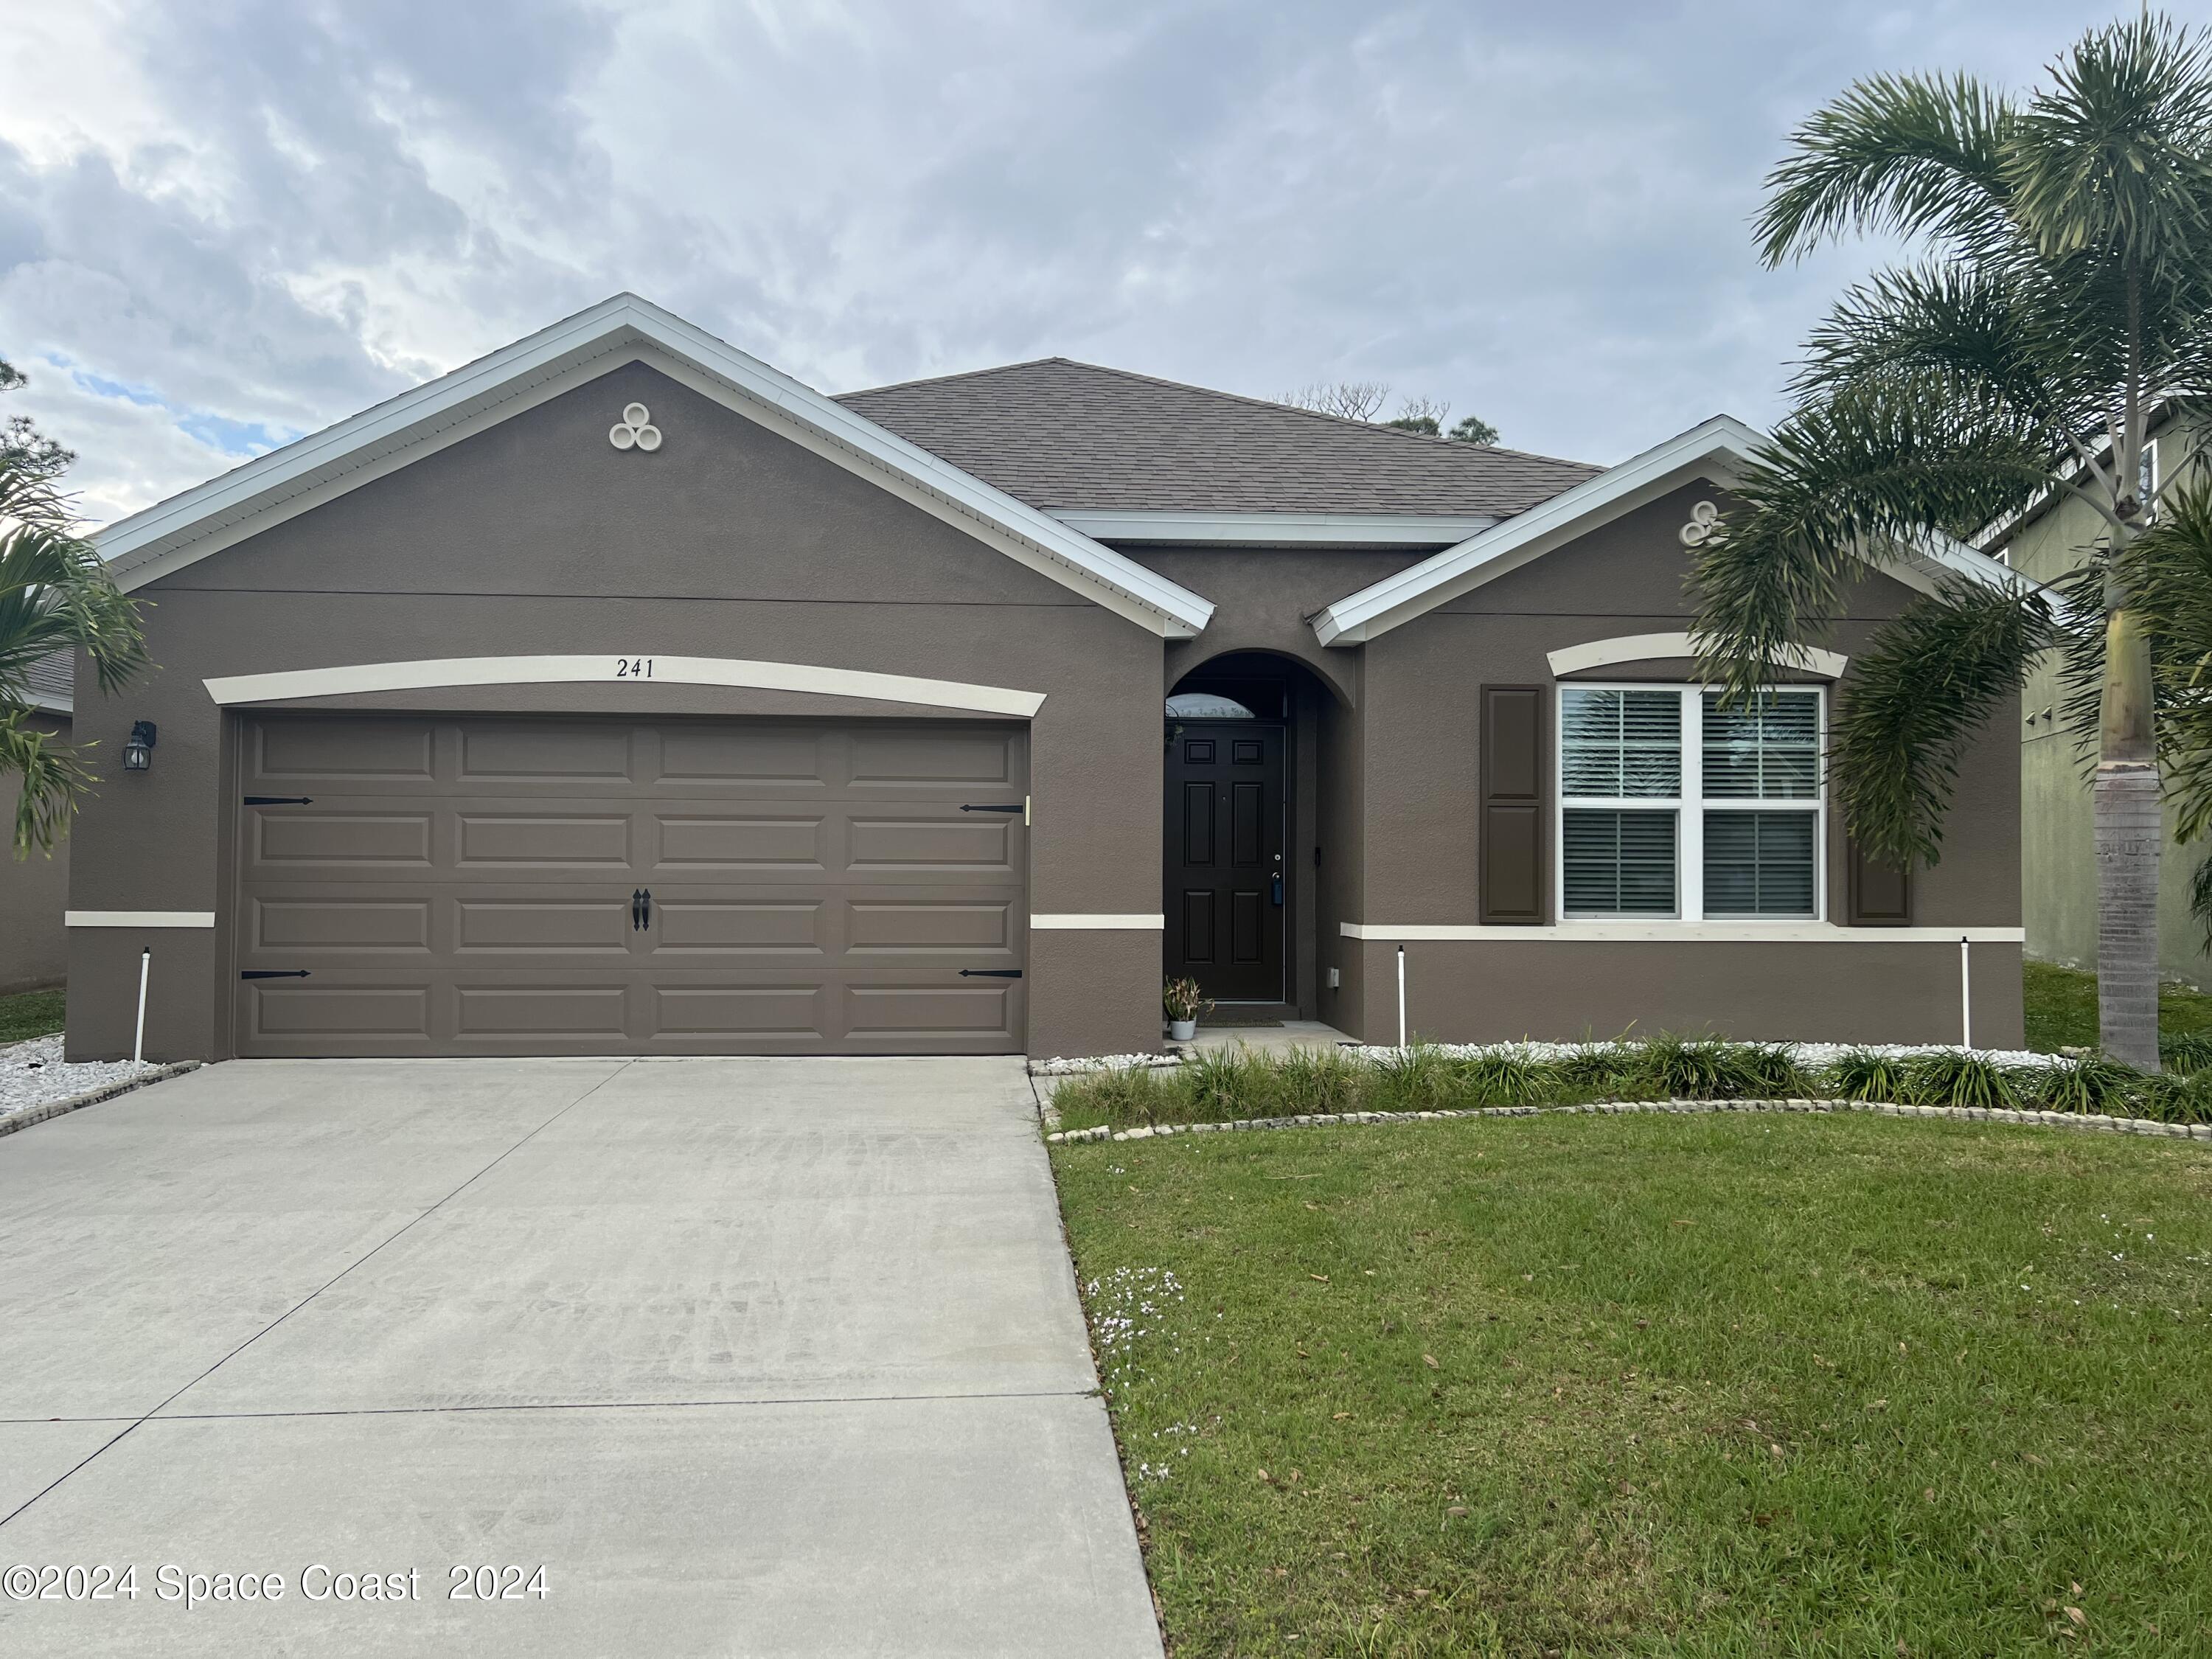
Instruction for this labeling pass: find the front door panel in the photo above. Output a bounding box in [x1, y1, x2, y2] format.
[1164, 722, 1284, 1001]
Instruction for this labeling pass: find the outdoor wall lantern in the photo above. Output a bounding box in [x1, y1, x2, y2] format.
[122, 720, 157, 772]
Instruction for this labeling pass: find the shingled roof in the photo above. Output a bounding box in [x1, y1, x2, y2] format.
[835, 358, 1600, 518]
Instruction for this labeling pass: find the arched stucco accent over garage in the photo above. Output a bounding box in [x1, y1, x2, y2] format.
[202, 654, 1047, 717]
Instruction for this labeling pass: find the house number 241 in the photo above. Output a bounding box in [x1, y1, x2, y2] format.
[613, 657, 654, 678]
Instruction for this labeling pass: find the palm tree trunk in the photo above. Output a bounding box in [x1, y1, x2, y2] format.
[2096, 600, 2160, 1069]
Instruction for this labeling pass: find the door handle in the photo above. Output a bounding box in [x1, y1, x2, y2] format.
[1270, 872, 1284, 908]
[630, 889, 644, 931]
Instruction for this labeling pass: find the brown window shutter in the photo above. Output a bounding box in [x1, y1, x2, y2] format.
[1481, 685, 1547, 924]
[1846, 838, 1911, 925]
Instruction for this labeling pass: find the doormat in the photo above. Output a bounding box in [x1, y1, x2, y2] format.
[1200, 1012, 1285, 1029]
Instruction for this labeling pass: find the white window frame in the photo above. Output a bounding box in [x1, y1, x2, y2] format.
[1554, 682, 1826, 925]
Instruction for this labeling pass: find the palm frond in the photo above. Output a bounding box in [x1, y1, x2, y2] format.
[0, 524, 149, 699]
[2121, 473, 2212, 841]
[0, 706, 95, 858]
[1827, 580, 2058, 867]
[1794, 262, 2083, 436]
[1690, 381, 2051, 703]
[1757, 71, 2017, 268]
[2007, 16, 2212, 286]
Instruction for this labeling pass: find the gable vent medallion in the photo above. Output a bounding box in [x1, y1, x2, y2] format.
[1679, 500, 1725, 547]
[609, 403, 662, 452]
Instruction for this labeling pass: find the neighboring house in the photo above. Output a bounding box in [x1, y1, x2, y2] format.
[1999, 412, 2212, 987]
[1, 651, 74, 995]
[60, 294, 2023, 1062]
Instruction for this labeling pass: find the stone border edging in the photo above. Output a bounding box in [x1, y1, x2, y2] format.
[1045, 1096, 2212, 1145]
[0, 1062, 201, 1141]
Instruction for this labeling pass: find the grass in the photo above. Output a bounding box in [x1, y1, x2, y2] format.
[0, 987, 64, 1046]
[1054, 1113, 2212, 1655]
[1048, 1039, 2212, 1135]
[2023, 960, 2212, 1056]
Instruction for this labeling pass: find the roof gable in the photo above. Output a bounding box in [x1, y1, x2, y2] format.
[1312, 415, 2015, 646]
[91, 296, 1214, 639]
[836, 358, 1601, 518]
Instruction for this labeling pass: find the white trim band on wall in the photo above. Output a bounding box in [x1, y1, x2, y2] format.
[202, 655, 1048, 718]
[1545, 633, 1849, 679]
[1030, 914, 1166, 930]
[67, 911, 217, 928]
[1342, 922, 2023, 943]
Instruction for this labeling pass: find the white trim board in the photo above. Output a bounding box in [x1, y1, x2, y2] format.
[93, 293, 1215, 640]
[1030, 914, 1166, 929]
[67, 911, 217, 928]
[1051, 509, 1495, 548]
[202, 655, 1046, 717]
[1342, 922, 2024, 943]
[1311, 414, 2018, 647]
[1547, 632, 1847, 679]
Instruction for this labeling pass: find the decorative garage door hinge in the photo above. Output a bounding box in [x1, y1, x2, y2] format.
[958, 968, 1023, 978]
[959, 803, 1023, 813]
[243, 796, 314, 805]
[240, 970, 311, 980]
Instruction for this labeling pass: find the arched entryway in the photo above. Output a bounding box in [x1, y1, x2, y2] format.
[1164, 650, 1343, 1018]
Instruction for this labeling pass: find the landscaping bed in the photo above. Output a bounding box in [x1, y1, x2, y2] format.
[1046, 1038, 2212, 1138]
[1053, 1111, 2212, 1655]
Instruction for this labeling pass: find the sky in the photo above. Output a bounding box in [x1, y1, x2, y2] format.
[0, 0, 2165, 528]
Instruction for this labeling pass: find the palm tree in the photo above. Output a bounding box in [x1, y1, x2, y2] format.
[1690, 15, 2212, 1068]
[0, 358, 147, 855]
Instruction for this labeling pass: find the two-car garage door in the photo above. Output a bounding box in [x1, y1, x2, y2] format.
[232, 714, 1027, 1056]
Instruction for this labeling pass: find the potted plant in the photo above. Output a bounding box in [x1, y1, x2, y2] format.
[1163, 976, 1210, 1042]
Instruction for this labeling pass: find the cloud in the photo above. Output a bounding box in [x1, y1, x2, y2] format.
[0, 0, 2112, 525]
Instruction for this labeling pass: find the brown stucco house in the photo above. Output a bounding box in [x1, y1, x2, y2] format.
[60, 293, 2025, 1062]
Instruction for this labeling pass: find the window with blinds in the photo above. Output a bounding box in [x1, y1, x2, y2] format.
[1559, 685, 1823, 921]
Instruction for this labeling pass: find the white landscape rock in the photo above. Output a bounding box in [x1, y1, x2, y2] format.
[0, 1034, 159, 1119]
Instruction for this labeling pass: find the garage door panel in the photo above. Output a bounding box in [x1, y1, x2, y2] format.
[650, 984, 827, 1039]
[844, 983, 1017, 1042]
[254, 719, 434, 782]
[234, 715, 1028, 1057]
[251, 897, 434, 954]
[456, 899, 634, 954]
[847, 898, 1016, 956]
[456, 985, 632, 1040]
[653, 813, 827, 872]
[458, 722, 636, 782]
[456, 812, 633, 869]
[651, 898, 827, 956]
[849, 728, 1019, 787]
[251, 812, 435, 869]
[848, 815, 1016, 872]
[655, 726, 825, 786]
[246, 983, 433, 1043]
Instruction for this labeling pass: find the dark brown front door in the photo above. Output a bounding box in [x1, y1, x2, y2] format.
[232, 714, 1027, 1057]
[1164, 722, 1284, 1002]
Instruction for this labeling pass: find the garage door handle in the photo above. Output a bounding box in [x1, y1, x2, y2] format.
[630, 888, 645, 931]
[959, 968, 1023, 978]
[243, 796, 314, 806]
[240, 970, 311, 980]
[959, 803, 1023, 813]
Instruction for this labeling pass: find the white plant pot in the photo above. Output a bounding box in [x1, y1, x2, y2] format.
[1168, 1018, 1197, 1042]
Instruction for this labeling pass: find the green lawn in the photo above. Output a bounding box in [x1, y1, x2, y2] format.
[0, 987, 64, 1045]
[2022, 960, 2212, 1054]
[1054, 1114, 2212, 1655]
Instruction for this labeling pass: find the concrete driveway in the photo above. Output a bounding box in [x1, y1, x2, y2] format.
[0, 1057, 1160, 1657]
